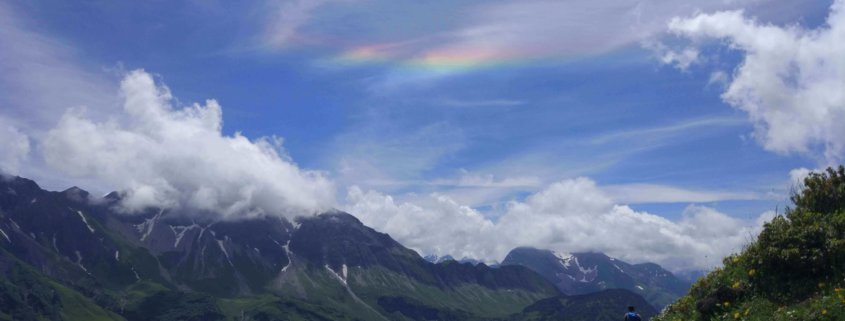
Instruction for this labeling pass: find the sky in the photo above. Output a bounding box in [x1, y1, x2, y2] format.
[0, 0, 842, 272]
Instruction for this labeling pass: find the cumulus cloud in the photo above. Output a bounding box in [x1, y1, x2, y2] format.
[346, 186, 502, 260]
[667, 0, 845, 163]
[346, 177, 770, 271]
[42, 70, 335, 219]
[0, 123, 30, 174]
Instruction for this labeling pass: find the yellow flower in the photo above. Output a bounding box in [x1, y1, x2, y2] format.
[734, 312, 741, 319]
[748, 269, 756, 277]
[732, 256, 741, 264]
[823, 309, 828, 315]
[744, 309, 750, 316]
[724, 301, 730, 307]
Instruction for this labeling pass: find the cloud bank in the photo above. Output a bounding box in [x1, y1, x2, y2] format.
[346, 177, 770, 272]
[42, 70, 335, 219]
[667, 0, 845, 163]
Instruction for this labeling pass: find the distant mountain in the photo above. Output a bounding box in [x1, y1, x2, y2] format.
[3, 175, 633, 320]
[423, 254, 456, 263]
[423, 254, 491, 266]
[673, 269, 707, 284]
[511, 289, 658, 321]
[502, 247, 690, 309]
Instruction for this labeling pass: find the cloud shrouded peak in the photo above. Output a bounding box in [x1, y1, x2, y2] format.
[666, 0, 845, 163]
[346, 177, 771, 272]
[42, 70, 335, 219]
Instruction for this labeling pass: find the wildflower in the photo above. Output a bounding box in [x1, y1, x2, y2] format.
[724, 301, 730, 307]
[748, 269, 756, 277]
[734, 312, 740, 319]
[823, 309, 828, 315]
[732, 281, 742, 289]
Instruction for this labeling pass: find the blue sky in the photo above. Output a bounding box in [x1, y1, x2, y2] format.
[1, 0, 842, 270]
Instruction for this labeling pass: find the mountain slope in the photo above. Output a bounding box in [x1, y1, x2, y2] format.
[512, 289, 658, 321]
[0, 175, 573, 320]
[502, 247, 688, 309]
[275, 212, 560, 320]
[655, 166, 845, 321]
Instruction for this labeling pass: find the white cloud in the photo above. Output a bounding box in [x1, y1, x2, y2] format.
[667, 1, 845, 163]
[662, 47, 701, 71]
[707, 70, 730, 88]
[41, 70, 335, 219]
[788, 167, 814, 186]
[346, 186, 502, 260]
[0, 123, 30, 174]
[346, 177, 769, 271]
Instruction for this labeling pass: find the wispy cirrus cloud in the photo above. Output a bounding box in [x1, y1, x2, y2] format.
[0, 2, 119, 135]
[603, 183, 762, 204]
[303, 0, 807, 78]
[586, 116, 747, 146]
[261, 0, 337, 49]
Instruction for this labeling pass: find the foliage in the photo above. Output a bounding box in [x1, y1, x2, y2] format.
[122, 290, 224, 321]
[0, 262, 62, 320]
[655, 166, 845, 321]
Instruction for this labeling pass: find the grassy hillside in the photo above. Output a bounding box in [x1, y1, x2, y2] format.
[655, 166, 845, 321]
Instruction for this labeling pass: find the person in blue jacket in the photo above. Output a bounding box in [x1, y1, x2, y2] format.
[624, 306, 642, 321]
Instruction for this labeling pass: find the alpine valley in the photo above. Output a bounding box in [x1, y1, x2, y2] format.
[0, 175, 684, 321]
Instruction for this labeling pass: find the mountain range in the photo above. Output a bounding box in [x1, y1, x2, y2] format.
[501, 247, 690, 309]
[0, 175, 680, 320]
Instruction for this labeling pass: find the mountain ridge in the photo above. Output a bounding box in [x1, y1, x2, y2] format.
[501, 246, 690, 309]
[0, 175, 573, 320]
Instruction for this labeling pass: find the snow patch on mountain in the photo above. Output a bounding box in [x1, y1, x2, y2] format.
[75, 250, 89, 274]
[281, 241, 293, 272]
[217, 238, 234, 267]
[136, 210, 164, 241]
[325, 264, 347, 286]
[554, 251, 578, 270]
[170, 224, 198, 248]
[75, 210, 95, 233]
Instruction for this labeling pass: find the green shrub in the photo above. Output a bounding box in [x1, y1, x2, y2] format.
[748, 166, 845, 302]
[656, 166, 845, 321]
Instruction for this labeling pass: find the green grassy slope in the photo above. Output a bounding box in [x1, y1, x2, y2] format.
[0, 258, 123, 321]
[655, 166, 845, 321]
